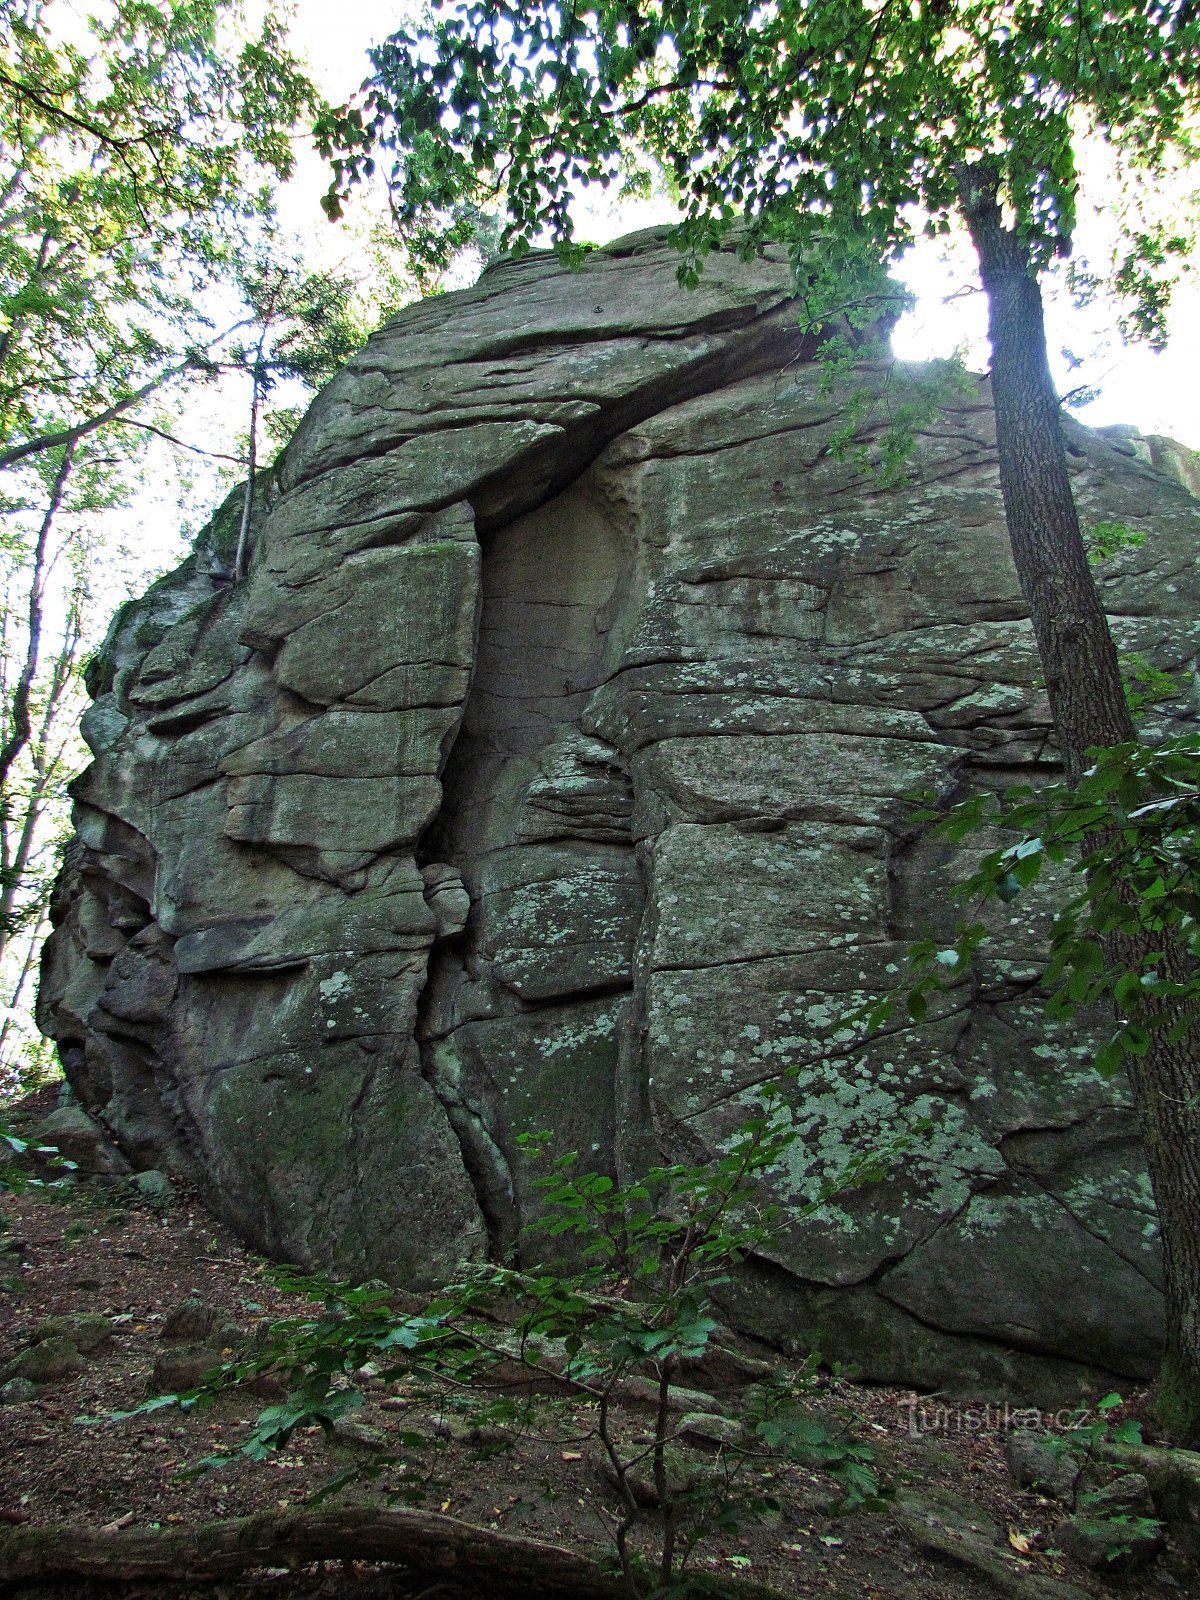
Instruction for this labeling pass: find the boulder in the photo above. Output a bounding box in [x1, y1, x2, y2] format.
[29, 1105, 129, 1177]
[1097, 1441, 1200, 1558]
[5, 1336, 84, 1384]
[1005, 1430, 1083, 1503]
[28, 1314, 112, 1354]
[39, 228, 1200, 1394]
[129, 1168, 175, 1208]
[148, 1346, 226, 1395]
[678, 1411, 747, 1450]
[1056, 1473, 1164, 1570]
[330, 1418, 388, 1451]
[893, 1487, 1091, 1600]
[160, 1298, 224, 1343]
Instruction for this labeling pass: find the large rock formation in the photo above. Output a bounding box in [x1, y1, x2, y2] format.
[39, 229, 1200, 1398]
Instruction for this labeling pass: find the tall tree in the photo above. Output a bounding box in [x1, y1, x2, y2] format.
[321, 0, 1200, 1439]
[230, 250, 371, 577]
[0, 440, 105, 1091]
[0, 0, 319, 819]
[0, 1, 364, 1085]
[0, 0, 318, 474]
[0, 254, 377, 1089]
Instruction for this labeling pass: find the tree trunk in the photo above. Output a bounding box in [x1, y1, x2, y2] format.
[0, 1506, 800, 1599]
[0, 597, 81, 961]
[0, 921, 43, 1068]
[958, 168, 1133, 779]
[959, 165, 1200, 1446]
[234, 352, 263, 580]
[1119, 926, 1200, 1446]
[0, 442, 74, 797]
[0, 1506, 628, 1597]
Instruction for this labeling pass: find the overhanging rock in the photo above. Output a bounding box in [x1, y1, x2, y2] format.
[39, 228, 1200, 1399]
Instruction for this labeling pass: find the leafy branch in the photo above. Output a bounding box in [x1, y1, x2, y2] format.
[109, 1101, 903, 1597]
[855, 735, 1200, 1089]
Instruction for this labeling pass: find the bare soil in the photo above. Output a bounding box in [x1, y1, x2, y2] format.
[1, 1115, 1195, 1600]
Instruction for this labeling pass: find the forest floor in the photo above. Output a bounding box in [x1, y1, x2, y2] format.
[1, 1093, 1196, 1600]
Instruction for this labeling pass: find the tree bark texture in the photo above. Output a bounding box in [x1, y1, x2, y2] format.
[0, 1506, 806, 1599]
[234, 355, 262, 581]
[1116, 925, 1200, 1447]
[0, 1507, 629, 1597]
[959, 167, 1134, 782]
[959, 165, 1200, 1445]
[0, 441, 73, 798]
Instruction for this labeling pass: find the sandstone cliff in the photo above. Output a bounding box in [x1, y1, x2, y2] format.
[39, 229, 1200, 1397]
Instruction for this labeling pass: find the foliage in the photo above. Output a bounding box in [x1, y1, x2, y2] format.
[319, 40, 1200, 1462]
[320, 0, 1197, 334]
[0, 5, 415, 1094]
[1068, 1495, 1164, 1566]
[1012, 1394, 1164, 1564]
[1067, 1390, 1147, 1454]
[0, 0, 316, 1095]
[291, 0, 1186, 1446]
[117, 1101, 901, 1596]
[1064, 1395, 1164, 1563]
[0, 439, 116, 1087]
[1084, 518, 1146, 565]
[226, 244, 374, 576]
[0, 0, 320, 472]
[856, 734, 1200, 1093]
[232, 257, 367, 395]
[0, 1116, 75, 1192]
[824, 355, 976, 487]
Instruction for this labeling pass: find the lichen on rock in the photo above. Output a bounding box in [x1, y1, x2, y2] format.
[38, 228, 1200, 1395]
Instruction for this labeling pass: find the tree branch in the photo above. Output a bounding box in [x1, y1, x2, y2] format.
[109, 418, 247, 464]
[0, 318, 256, 474]
[0, 67, 168, 155]
[0, 1507, 632, 1597]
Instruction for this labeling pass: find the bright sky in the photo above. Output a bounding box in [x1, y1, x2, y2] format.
[282, 0, 1199, 452]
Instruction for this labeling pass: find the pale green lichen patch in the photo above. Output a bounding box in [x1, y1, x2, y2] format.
[40, 230, 1180, 1382]
[953, 1189, 1061, 1242]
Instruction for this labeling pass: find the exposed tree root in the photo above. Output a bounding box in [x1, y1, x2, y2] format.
[0, 1506, 805, 1599]
[0, 1507, 627, 1597]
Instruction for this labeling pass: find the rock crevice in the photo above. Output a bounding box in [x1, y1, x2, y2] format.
[39, 229, 1200, 1395]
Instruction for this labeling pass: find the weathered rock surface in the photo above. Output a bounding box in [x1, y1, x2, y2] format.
[38, 229, 1200, 1394]
[1057, 1474, 1164, 1570]
[892, 1487, 1093, 1600]
[1005, 1430, 1083, 1503]
[30, 1103, 130, 1176]
[1099, 1441, 1200, 1557]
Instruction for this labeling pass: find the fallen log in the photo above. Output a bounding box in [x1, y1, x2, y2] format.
[0, 1506, 628, 1597]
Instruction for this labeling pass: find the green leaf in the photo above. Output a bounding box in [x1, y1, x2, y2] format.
[1094, 1038, 1126, 1078]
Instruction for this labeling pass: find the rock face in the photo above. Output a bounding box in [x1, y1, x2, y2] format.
[39, 229, 1200, 1397]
